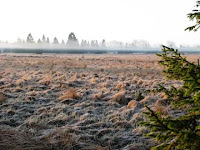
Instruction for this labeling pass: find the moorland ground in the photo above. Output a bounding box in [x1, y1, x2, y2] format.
[0, 53, 198, 150]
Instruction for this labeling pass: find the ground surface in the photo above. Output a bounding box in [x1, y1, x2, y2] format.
[0, 53, 198, 150]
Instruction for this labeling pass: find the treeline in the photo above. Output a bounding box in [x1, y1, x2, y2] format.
[0, 32, 200, 51]
[17, 32, 107, 48]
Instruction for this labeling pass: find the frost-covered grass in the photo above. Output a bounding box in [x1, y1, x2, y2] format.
[0, 53, 196, 149]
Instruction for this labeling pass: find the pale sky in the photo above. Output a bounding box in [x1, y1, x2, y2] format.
[0, 0, 199, 45]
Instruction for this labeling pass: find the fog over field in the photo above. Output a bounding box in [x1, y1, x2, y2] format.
[1, 33, 200, 54]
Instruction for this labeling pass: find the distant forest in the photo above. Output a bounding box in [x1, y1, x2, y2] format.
[1, 32, 154, 49]
[0, 32, 200, 54]
[24, 32, 106, 48]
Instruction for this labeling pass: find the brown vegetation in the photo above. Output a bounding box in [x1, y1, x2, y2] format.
[153, 100, 170, 116]
[127, 100, 140, 109]
[0, 92, 6, 103]
[112, 90, 128, 105]
[59, 88, 79, 100]
[0, 53, 195, 149]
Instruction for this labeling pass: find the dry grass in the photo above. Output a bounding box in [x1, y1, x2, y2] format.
[154, 100, 170, 116]
[0, 92, 6, 103]
[0, 128, 48, 150]
[59, 88, 79, 100]
[158, 92, 168, 99]
[92, 92, 104, 100]
[16, 74, 32, 86]
[12, 86, 23, 92]
[156, 98, 172, 107]
[115, 82, 126, 90]
[0, 127, 111, 150]
[90, 77, 97, 84]
[71, 73, 78, 81]
[139, 95, 152, 105]
[137, 79, 143, 85]
[127, 100, 139, 109]
[0, 128, 83, 150]
[112, 90, 128, 105]
[39, 75, 52, 85]
[133, 126, 148, 134]
[0, 54, 190, 149]
[130, 113, 144, 126]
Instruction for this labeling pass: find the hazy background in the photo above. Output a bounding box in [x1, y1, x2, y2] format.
[0, 0, 199, 46]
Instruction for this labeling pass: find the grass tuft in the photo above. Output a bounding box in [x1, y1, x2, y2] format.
[59, 89, 79, 100]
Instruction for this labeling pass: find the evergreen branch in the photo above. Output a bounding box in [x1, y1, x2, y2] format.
[142, 2, 200, 149]
[145, 105, 175, 132]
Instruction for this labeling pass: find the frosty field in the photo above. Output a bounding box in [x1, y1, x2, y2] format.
[0, 53, 198, 150]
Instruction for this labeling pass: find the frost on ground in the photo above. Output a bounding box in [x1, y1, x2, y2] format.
[0, 53, 195, 150]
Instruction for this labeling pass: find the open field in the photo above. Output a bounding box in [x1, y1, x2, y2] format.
[0, 53, 199, 150]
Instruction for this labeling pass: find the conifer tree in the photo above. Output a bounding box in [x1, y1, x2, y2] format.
[185, 1, 200, 32]
[26, 33, 34, 43]
[101, 39, 106, 47]
[141, 1, 200, 149]
[46, 37, 50, 43]
[141, 46, 200, 149]
[42, 34, 46, 43]
[53, 37, 59, 44]
[67, 32, 79, 47]
[37, 38, 41, 43]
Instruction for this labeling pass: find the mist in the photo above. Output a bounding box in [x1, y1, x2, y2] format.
[0, 32, 200, 54]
